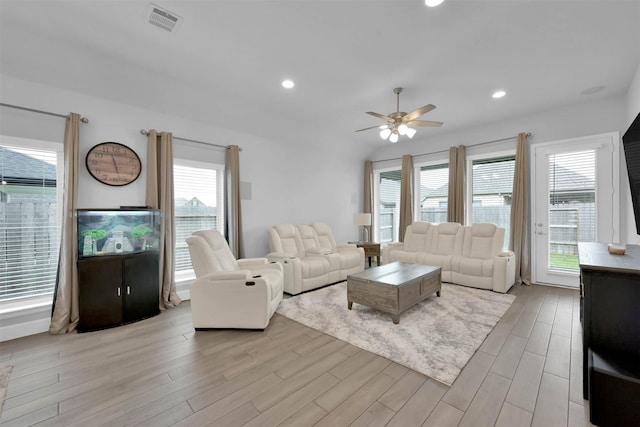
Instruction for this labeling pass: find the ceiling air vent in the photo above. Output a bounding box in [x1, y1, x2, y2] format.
[147, 3, 182, 33]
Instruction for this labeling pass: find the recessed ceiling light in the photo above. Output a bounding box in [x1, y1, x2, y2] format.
[425, 0, 445, 6]
[282, 80, 295, 89]
[492, 90, 506, 99]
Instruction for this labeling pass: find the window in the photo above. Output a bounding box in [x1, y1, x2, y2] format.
[173, 159, 224, 277]
[376, 169, 401, 243]
[547, 150, 595, 271]
[0, 139, 62, 302]
[467, 155, 516, 247]
[468, 155, 515, 248]
[416, 163, 449, 224]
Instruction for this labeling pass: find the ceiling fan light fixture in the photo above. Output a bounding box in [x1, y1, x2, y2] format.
[380, 128, 392, 140]
[358, 87, 441, 143]
[425, 0, 445, 7]
[492, 90, 506, 99]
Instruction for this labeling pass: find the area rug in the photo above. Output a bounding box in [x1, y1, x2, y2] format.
[276, 282, 515, 386]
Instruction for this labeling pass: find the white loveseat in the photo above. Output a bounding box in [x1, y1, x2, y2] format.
[382, 222, 516, 293]
[267, 223, 365, 295]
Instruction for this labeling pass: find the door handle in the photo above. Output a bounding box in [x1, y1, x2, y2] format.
[117, 287, 121, 297]
[127, 286, 131, 295]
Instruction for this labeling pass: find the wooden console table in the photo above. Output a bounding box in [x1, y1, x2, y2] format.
[578, 242, 640, 426]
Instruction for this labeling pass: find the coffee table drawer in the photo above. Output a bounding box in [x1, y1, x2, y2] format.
[347, 278, 397, 312]
[421, 271, 442, 296]
[398, 279, 422, 312]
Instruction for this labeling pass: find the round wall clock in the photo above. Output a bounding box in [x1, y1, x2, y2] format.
[86, 142, 141, 186]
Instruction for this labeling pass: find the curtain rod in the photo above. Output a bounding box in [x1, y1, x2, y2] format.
[371, 132, 531, 163]
[139, 129, 242, 151]
[0, 102, 89, 123]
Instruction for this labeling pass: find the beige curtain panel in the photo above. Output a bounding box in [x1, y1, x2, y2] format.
[49, 113, 81, 334]
[364, 160, 373, 240]
[364, 160, 373, 214]
[146, 130, 181, 309]
[510, 132, 532, 285]
[399, 154, 413, 242]
[226, 145, 244, 259]
[447, 145, 465, 224]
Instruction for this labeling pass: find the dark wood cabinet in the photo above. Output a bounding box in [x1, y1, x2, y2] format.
[77, 251, 160, 332]
[578, 242, 640, 426]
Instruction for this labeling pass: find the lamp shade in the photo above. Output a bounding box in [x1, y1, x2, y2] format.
[353, 212, 372, 226]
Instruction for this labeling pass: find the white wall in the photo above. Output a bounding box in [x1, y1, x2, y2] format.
[370, 93, 636, 242]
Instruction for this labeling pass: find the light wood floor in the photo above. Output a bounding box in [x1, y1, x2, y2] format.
[0, 283, 594, 427]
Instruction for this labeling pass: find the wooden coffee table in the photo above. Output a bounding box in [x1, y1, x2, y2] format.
[347, 262, 441, 324]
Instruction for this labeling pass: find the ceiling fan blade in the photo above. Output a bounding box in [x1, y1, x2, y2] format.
[403, 104, 436, 122]
[406, 120, 443, 127]
[355, 125, 387, 132]
[366, 111, 393, 121]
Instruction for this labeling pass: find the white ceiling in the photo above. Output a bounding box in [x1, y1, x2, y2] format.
[1, 0, 639, 151]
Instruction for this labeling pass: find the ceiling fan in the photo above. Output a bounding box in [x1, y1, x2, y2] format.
[355, 87, 443, 143]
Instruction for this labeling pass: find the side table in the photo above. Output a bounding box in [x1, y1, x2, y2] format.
[349, 241, 381, 267]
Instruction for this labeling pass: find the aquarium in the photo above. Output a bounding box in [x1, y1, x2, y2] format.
[77, 208, 161, 258]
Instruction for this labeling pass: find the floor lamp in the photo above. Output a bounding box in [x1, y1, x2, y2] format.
[354, 213, 372, 242]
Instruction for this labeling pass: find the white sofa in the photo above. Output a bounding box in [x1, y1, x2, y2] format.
[267, 222, 365, 295]
[383, 222, 516, 293]
[186, 229, 284, 329]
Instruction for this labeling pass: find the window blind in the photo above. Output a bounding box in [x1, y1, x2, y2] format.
[418, 163, 449, 224]
[378, 170, 401, 243]
[548, 150, 596, 270]
[471, 155, 515, 247]
[0, 145, 59, 300]
[173, 161, 224, 273]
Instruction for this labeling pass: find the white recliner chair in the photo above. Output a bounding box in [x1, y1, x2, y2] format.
[186, 229, 284, 329]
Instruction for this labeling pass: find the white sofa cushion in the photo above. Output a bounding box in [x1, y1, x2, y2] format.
[270, 224, 303, 257]
[403, 221, 434, 252]
[311, 222, 364, 281]
[433, 222, 463, 255]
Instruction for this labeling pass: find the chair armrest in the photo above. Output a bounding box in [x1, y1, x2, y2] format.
[237, 258, 269, 268]
[306, 247, 332, 255]
[200, 270, 252, 281]
[337, 243, 358, 249]
[385, 242, 405, 250]
[267, 252, 297, 261]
